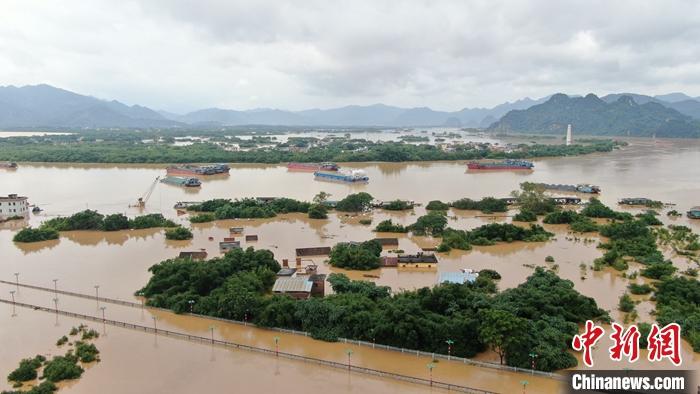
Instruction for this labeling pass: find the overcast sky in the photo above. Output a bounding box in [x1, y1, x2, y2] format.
[2, 0, 700, 113]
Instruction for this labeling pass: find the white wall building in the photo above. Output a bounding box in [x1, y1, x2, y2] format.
[0, 194, 29, 220]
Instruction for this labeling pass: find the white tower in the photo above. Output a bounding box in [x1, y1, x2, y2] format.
[566, 124, 573, 146]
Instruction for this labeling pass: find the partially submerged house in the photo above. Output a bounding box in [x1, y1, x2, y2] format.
[219, 240, 241, 252]
[397, 253, 438, 268]
[178, 250, 208, 261]
[295, 246, 331, 256]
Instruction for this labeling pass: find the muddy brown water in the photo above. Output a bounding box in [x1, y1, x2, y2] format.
[1, 138, 699, 393]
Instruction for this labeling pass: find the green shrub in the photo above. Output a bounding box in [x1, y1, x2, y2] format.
[75, 342, 100, 363]
[641, 261, 676, 279]
[374, 219, 407, 233]
[383, 200, 413, 210]
[408, 211, 448, 236]
[478, 269, 501, 280]
[101, 213, 130, 231]
[628, 283, 653, 295]
[450, 197, 507, 213]
[618, 293, 635, 312]
[13, 227, 59, 243]
[581, 198, 632, 220]
[307, 204, 328, 219]
[7, 356, 44, 382]
[425, 200, 449, 211]
[189, 213, 216, 223]
[336, 192, 373, 212]
[42, 355, 83, 382]
[165, 226, 193, 240]
[513, 209, 537, 222]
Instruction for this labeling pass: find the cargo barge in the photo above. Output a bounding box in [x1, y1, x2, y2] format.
[467, 159, 534, 170]
[313, 169, 369, 183]
[161, 176, 201, 187]
[535, 183, 600, 194]
[287, 162, 339, 171]
[166, 163, 230, 176]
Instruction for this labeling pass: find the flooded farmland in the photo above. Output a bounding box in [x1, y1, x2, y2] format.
[1, 137, 700, 393]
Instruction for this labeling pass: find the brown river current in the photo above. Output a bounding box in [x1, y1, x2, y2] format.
[1, 138, 700, 393]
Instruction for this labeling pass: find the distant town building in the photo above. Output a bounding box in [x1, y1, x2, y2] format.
[0, 194, 29, 220]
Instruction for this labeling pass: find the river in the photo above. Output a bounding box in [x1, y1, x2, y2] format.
[1, 137, 699, 393]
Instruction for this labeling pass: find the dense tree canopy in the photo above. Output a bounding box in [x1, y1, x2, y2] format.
[139, 253, 608, 372]
[0, 130, 620, 164]
[328, 240, 382, 270]
[335, 192, 374, 212]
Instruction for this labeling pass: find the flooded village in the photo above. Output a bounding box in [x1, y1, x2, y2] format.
[2, 131, 700, 393]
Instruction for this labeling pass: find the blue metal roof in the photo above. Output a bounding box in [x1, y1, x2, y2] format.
[439, 272, 478, 284]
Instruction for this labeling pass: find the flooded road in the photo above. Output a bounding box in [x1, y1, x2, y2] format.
[1, 138, 699, 393]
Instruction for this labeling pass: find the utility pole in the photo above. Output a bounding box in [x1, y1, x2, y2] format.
[53, 297, 59, 326]
[426, 362, 436, 386]
[94, 285, 100, 305]
[345, 349, 353, 371]
[529, 352, 538, 374]
[9, 290, 16, 317]
[273, 336, 280, 357]
[209, 326, 215, 344]
[445, 339, 454, 360]
[14, 273, 19, 292]
[52, 279, 58, 298]
[100, 306, 107, 334]
[521, 380, 529, 394]
[152, 316, 158, 335]
[188, 300, 195, 313]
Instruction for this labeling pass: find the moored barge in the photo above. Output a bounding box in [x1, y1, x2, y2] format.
[287, 162, 339, 171]
[161, 176, 202, 187]
[467, 159, 534, 170]
[313, 169, 369, 183]
[166, 163, 230, 176]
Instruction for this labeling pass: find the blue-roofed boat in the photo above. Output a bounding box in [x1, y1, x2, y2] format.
[314, 169, 369, 183]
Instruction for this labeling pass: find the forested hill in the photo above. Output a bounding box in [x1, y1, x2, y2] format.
[489, 93, 700, 137]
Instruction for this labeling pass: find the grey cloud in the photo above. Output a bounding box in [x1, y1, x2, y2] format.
[2, 0, 700, 112]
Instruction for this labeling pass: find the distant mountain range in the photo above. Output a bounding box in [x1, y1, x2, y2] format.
[160, 97, 547, 128]
[0, 84, 545, 129]
[490, 93, 700, 137]
[0, 84, 180, 128]
[1, 84, 700, 136]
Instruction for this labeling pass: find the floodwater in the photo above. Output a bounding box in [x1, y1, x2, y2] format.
[0, 131, 73, 138]
[1, 138, 700, 393]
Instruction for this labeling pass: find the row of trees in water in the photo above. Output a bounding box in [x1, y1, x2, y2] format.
[0, 130, 620, 163]
[13, 210, 178, 243]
